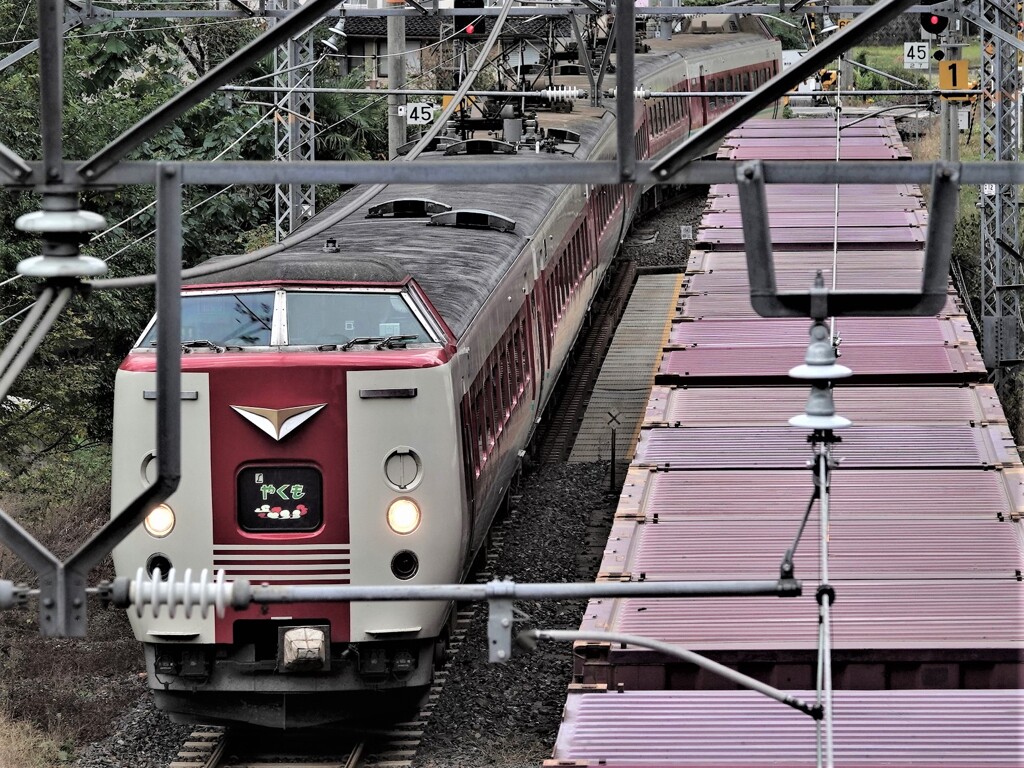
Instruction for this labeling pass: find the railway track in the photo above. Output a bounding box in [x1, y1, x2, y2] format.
[164, 526, 505, 768]
[536, 259, 638, 463]
[168, 728, 365, 768]
[536, 186, 706, 464]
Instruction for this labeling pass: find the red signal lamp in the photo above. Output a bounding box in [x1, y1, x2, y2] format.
[919, 11, 949, 35]
[465, 23, 475, 35]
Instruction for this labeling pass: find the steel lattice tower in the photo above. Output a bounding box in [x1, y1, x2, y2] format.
[978, 0, 1023, 385]
[270, 0, 317, 241]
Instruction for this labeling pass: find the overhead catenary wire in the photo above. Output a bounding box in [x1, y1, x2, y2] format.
[89, 5, 518, 290]
[1, 44, 465, 315]
[0, 51, 322, 313]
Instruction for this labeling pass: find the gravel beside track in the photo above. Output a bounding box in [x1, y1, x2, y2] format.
[71, 190, 707, 768]
[74, 697, 193, 768]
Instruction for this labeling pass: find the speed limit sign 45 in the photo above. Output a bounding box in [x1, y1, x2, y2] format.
[405, 102, 436, 125]
[904, 41, 928, 70]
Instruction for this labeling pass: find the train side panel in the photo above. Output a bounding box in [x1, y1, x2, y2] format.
[346, 364, 464, 641]
[111, 369, 216, 643]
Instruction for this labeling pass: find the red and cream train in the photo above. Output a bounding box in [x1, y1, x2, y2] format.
[110, 16, 782, 727]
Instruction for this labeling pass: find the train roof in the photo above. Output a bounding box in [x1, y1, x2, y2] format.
[190, 25, 780, 338]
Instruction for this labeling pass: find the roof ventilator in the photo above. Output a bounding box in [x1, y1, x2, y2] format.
[366, 199, 453, 219]
[546, 128, 581, 144]
[428, 210, 516, 233]
[395, 135, 458, 156]
[443, 139, 518, 156]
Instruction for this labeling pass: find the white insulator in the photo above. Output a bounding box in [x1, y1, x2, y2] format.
[130, 567, 234, 619]
[199, 568, 211, 618]
[134, 566, 147, 619]
[183, 568, 194, 619]
[158, 567, 174, 618]
[606, 87, 651, 100]
[539, 86, 583, 102]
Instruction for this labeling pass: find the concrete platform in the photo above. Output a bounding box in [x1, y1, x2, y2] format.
[569, 273, 681, 463]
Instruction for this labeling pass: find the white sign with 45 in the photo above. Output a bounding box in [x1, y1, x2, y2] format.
[405, 102, 437, 125]
[904, 41, 929, 70]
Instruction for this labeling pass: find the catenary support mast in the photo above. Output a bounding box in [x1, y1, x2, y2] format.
[978, 0, 1023, 387]
[271, 0, 317, 241]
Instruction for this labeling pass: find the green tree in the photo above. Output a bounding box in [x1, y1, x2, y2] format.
[0, 6, 377, 484]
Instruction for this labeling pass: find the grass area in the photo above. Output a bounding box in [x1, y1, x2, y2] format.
[0, 450, 146, 766]
[851, 43, 981, 72]
[841, 43, 983, 94]
[0, 710, 65, 768]
[907, 108, 1024, 443]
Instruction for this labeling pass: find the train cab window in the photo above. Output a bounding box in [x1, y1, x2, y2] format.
[286, 291, 431, 346]
[141, 291, 275, 347]
[140, 289, 438, 349]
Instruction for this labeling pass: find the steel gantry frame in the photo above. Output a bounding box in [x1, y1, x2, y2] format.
[270, 0, 317, 240]
[975, 0, 1023, 381]
[0, 0, 1004, 638]
[0, 2, 1001, 764]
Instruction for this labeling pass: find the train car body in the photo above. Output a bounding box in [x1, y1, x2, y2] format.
[549, 118, 1024, 766]
[110, 17, 780, 728]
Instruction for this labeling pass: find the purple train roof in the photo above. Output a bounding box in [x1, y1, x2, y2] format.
[553, 115, 1024, 767]
[644, 385, 1005, 426]
[634, 425, 1020, 469]
[550, 690, 1024, 767]
[599, 517, 1022, 581]
[614, 467, 1024, 521]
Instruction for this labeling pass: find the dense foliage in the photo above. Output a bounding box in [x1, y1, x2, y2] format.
[0, 5, 385, 489]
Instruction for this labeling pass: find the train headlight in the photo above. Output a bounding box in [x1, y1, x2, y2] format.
[386, 498, 420, 534]
[144, 504, 175, 538]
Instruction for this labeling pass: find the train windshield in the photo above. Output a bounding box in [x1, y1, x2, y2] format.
[141, 291, 275, 347]
[285, 291, 431, 346]
[138, 289, 436, 348]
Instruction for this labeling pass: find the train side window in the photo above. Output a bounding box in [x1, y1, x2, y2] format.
[483, 381, 495, 448]
[473, 385, 485, 468]
[505, 337, 517, 407]
[499, 347, 511, 417]
[708, 81, 715, 108]
[513, 326, 525, 396]
[490, 373, 502, 438]
[519, 318, 532, 386]
[467, 400, 480, 475]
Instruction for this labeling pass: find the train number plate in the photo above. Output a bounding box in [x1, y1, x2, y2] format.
[238, 466, 323, 532]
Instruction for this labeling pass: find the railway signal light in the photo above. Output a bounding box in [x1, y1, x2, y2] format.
[455, 0, 486, 39]
[920, 9, 949, 36]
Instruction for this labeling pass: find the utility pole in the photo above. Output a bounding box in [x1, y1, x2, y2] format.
[387, 0, 408, 159]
